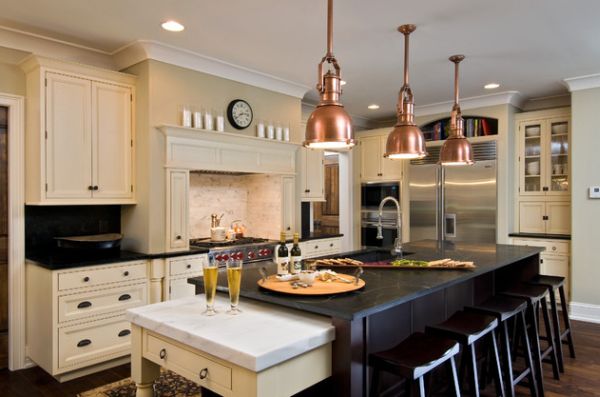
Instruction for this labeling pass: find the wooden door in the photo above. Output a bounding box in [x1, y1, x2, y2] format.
[519, 201, 546, 233]
[360, 136, 381, 180]
[380, 135, 403, 180]
[45, 72, 93, 198]
[167, 170, 189, 251]
[92, 82, 133, 199]
[0, 106, 8, 369]
[546, 202, 571, 234]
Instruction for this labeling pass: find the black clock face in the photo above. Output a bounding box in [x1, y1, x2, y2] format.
[227, 99, 253, 130]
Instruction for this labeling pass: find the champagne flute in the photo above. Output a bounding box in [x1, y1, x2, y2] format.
[202, 259, 219, 316]
[226, 259, 243, 314]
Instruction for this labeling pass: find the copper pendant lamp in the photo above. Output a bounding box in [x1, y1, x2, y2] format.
[304, 0, 354, 150]
[440, 55, 474, 165]
[384, 24, 427, 160]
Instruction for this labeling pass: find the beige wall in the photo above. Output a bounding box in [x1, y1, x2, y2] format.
[570, 88, 600, 307]
[0, 62, 25, 96]
[122, 60, 302, 253]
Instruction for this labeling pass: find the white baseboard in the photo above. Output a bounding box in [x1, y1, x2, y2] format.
[569, 301, 600, 324]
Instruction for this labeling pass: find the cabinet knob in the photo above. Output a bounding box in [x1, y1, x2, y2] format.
[83, 276, 90, 283]
[176, 235, 182, 240]
[552, 246, 557, 251]
[377, 173, 383, 177]
[543, 186, 549, 191]
[305, 189, 310, 193]
[543, 215, 549, 220]
[123, 271, 130, 277]
[287, 227, 291, 231]
[187, 264, 192, 269]
[330, 243, 334, 247]
[118, 329, 131, 337]
[159, 348, 167, 359]
[314, 245, 319, 249]
[199, 368, 209, 380]
[77, 339, 92, 348]
[93, 185, 99, 191]
[88, 185, 93, 191]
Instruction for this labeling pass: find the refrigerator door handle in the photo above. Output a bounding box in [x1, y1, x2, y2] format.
[445, 213, 457, 238]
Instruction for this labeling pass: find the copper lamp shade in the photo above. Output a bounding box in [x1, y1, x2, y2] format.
[384, 24, 427, 160]
[440, 55, 474, 166]
[304, 0, 355, 150]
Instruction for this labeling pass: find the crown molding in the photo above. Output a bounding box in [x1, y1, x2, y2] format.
[113, 40, 311, 99]
[414, 91, 525, 117]
[563, 73, 600, 92]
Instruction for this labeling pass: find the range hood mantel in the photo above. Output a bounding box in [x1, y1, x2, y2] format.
[159, 124, 299, 175]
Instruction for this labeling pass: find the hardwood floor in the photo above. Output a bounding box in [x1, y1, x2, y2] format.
[0, 320, 598, 396]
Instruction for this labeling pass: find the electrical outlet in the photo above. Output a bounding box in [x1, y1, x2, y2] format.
[589, 186, 600, 199]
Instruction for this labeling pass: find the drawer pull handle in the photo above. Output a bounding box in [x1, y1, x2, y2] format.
[199, 368, 209, 380]
[159, 348, 167, 359]
[314, 245, 319, 249]
[330, 243, 334, 247]
[123, 271, 130, 277]
[552, 246, 557, 251]
[77, 301, 92, 309]
[186, 264, 192, 269]
[118, 329, 131, 337]
[118, 294, 132, 301]
[77, 339, 92, 348]
[176, 235, 182, 240]
[83, 276, 90, 283]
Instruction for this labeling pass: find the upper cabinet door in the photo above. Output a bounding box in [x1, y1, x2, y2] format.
[91, 82, 133, 199]
[45, 73, 92, 198]
[546, 118, 570, 196]
[360, 136, 381, 180]
[519, 120, 545, 196]
[281, 176, 296, 237]
[167, 169, 189, 251]
[304, 148, 325, 200]
[380, 135, 403, 181]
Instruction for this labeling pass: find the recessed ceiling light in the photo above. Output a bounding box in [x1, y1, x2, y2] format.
[368, 104, 380, 110]
[340, 80, 347, 86]
[161, 20, 185, 32]
[484, 83, 500, 90]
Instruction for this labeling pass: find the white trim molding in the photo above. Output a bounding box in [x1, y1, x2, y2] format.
[415, 91, 526, 117]
[563, 73, 600, 92]
[569, 301, 600, 324]
[0, 93, 27, 370]
[114, 40, 311, 99]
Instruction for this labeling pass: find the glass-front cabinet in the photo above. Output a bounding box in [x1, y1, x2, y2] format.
[519, 117, 570, 196]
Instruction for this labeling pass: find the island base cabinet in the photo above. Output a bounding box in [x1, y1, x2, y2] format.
[132, 325, 332, 397]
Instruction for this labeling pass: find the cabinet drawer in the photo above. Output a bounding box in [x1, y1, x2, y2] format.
[169, 255, 208, 277]
[58, 261, 147, 291]
[144, 332, 232, 391]
[58, 282, 147, 324]
[302, 238, 342, 258]
[512, 238, 569, 255]
[58, 315, 131, 369]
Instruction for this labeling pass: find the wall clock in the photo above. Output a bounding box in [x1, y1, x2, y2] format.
[227, 99, 253, 130]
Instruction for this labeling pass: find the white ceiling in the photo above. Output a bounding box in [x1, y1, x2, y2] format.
[1, 0, 599, 120]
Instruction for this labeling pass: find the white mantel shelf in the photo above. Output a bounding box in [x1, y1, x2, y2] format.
[159, 124, 300, 174]
[126, 295, 335, 372]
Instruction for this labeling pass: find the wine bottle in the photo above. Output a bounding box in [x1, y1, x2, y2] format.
[276, 232, 289, 275]
[290, 233, 302, 274]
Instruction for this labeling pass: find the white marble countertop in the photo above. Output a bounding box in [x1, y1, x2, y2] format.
[126, 295, 335, 372]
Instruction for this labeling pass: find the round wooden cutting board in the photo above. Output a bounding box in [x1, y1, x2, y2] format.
[258, 275, 365, 296]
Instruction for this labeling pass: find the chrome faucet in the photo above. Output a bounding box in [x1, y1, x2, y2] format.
[376, 196, 403, 256]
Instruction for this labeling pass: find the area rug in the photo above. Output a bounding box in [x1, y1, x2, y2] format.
[78, 369, 202, 397]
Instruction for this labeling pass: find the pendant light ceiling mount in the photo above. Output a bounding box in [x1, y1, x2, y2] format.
[440, 54, 474, 166]
[304, 0, 354, 151]
[384, 24, 428, 160]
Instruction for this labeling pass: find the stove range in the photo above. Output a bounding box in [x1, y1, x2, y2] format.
[190, 237, 277, 264]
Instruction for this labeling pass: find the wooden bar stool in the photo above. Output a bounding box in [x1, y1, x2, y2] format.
[466, 296, 539, 397]
[369, 332, 461, 397]
[529, 275, 576, 373]
[502, 284, 560, 397]
[426, 310, 505, 397]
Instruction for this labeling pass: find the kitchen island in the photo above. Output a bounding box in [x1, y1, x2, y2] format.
[188, 240, 544, 396]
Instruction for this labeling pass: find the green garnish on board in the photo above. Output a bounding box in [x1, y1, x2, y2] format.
[390, 259, 430, 267]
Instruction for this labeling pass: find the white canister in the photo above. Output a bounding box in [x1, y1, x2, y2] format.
[193, 111, 203, 129]
[204, 111, 214, 131]
[267, 124, 275, 139]
[181, 106, 192, 128]
[275, 125, 283, 140]
[257, 121, 266, 138]
[210, 227, 227, 242]
[216, 115, 225, 132]
[283, 127, 290, 141]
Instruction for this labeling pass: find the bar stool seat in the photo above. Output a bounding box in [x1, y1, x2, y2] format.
[369, 332, 461, 397]
[427, 311, 505, 397]
[467, 296, 538, 397]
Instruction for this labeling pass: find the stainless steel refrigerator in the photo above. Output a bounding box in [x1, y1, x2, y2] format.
[409, 141, 497, 243]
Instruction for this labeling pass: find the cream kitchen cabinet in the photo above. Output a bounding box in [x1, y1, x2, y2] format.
[300, 237, 342, 259]
[359, 134, 404, 182]
[518, 201, 570, 235]
[26, 260, 149, 381]
[163, 254, 208, 300]
[282, 176, 296, 238]
[21, 56, 135, 205]
[166, 169, 190, 252]
[299, 147, 325, 201]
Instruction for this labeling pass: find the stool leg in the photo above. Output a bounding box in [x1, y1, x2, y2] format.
[449, 356, 461, 397]
[467, 344, 480, 397]
[559, 286, 576, 358]
[501, 322, 516, 397]
[370, 367, 380, 397]
[547, 287, 564, 373]
[541, 296, 560, 380]
[490, 330, 506, 397]
[519, 311, 539, 397]
[417, 376, 426, 397]
[527, 303, 545, 397]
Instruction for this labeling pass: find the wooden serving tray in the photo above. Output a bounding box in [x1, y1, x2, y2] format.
[258, 275, 365, 295]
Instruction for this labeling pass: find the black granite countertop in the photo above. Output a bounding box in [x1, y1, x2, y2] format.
[188, 240, 543, 321]
[286, 232, 344, 243]
[27, 247, 210, 270]
[509, 232, 571, 241]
